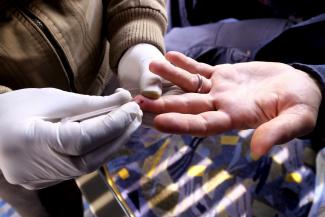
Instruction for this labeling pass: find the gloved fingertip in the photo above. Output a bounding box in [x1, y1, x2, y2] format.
[106, 88, 132, 104]
[114, 88, 132, 96]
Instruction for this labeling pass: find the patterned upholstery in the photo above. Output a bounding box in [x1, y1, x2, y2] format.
[103, 127, 315, 217]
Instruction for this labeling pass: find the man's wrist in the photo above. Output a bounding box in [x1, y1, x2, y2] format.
[291, 63, 325, 93]
[290, 63, 324, 141]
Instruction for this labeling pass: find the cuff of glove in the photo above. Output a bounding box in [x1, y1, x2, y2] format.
[108, 7, 166, 71]
[0, 85, 12, 94]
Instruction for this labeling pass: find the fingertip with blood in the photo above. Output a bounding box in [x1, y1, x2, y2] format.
[133, 95, 150, 109]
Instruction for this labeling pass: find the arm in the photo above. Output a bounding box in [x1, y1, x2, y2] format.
[105, 0, 167, 70]
[105, 0, 168, 98]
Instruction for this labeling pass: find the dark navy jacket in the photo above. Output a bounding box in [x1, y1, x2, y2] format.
[165, 1, 325, 141]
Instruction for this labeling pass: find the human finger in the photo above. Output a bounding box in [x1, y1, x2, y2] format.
[149, 60, 211, 93]
[140, 68, 162, 99]
[77, 105, 142, 173]
[153, 110, 232, 136]
[43, 102, 142, 155]
[165, 51, 214, 78]
[49, 88, 132, 119]
[250, 107, 317, 160]
[135, 93, 215, 114]
[20, 180, 62, 190]
[6, 88, 133, 121]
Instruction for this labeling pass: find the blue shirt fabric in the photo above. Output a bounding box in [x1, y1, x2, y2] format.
[167, 0, 325, 30]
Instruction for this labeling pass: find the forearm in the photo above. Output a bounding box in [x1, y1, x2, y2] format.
[105, 0, 167, 71]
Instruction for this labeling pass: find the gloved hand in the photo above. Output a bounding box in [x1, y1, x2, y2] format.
[0, 88, 142, 189]
[118, 43, 165, 99]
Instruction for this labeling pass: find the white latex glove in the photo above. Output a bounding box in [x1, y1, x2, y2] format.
[0, 88, 142, 190]
[118, 43, 165, 99]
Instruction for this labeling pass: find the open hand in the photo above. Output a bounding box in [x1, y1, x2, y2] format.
[0, 88, 142, 189]
[136, 51, 322, 159]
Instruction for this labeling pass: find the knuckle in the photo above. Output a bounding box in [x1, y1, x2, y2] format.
[196, 63, 206, 72]
[190, 75, 199, 90]
[73, 145, 89, 156]
[74, 157, 96, 174]
[77, 134, 92, 154]
[59, 123, 93, 155]
[81, 163, 96, 174]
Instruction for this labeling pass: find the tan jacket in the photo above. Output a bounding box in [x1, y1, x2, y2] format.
[0, 0, 166, 95]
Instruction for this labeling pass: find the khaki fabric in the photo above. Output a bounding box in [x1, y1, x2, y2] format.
[0, 85, 11, 94]
[0, 0, 166, 95]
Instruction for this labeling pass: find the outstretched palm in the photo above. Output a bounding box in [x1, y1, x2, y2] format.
[136, 51, 322, 158]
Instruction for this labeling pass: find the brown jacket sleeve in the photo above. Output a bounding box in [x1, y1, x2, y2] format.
[0, 85, 11, 94]
[105, 0, 167, 71]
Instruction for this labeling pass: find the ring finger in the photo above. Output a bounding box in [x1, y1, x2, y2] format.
[149, 60, 212, 93]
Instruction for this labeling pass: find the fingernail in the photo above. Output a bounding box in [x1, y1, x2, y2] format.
[141, 91, 161, 99]
[250, 152, 261, 161]
[141, 85, 162, 99]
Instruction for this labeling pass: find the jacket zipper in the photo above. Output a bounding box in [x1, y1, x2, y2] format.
[19, 9, 77, 92]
